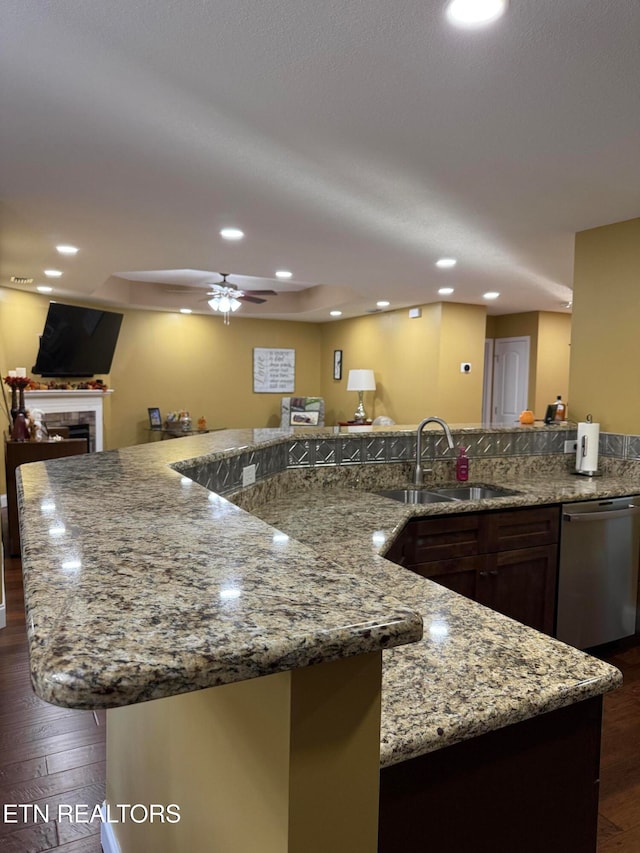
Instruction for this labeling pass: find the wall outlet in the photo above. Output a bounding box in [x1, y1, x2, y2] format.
[564, 440, 578, 454]
[460, 362, 471, 373]
[242, 464, 256, 487]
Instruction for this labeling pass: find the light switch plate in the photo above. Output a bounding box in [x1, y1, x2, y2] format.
[564, 440, 577, 454]
[242, 464, 256, 486]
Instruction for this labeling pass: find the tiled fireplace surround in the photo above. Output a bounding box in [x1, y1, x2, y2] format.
[174, 426, 640, 498]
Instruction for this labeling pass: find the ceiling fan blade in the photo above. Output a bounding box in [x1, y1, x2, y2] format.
[243, 289, 278, 296]
[239, 295, 268, 304]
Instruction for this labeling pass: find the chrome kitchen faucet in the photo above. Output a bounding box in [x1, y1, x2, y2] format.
[414, 417, 455, 485]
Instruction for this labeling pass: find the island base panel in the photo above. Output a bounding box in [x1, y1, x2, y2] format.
[379, 696, 602, 853]
[106, 652, 382, 853]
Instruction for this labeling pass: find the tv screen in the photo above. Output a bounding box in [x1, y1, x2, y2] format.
[32, 303, 124, 377]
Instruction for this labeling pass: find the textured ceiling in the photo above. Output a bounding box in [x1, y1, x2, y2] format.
[1, 0, 639, 321]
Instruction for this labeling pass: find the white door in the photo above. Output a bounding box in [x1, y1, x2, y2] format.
[482, 339, 494, 424]
[492, 337, 530, 425]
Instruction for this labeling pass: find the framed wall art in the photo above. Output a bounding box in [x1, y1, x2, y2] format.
[333, 349, 343, 380]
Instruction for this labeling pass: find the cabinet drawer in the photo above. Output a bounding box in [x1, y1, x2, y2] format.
[408, 554, 489, 600]
[486, 506, 559, 552]
[405, 514, 486, 563]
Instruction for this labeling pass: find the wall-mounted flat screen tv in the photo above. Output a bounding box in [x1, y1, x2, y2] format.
[32, 302, 124, 377]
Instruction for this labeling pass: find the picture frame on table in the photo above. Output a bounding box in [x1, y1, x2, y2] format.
[148, 407, 162, 429]
[333, 349, 343, 380]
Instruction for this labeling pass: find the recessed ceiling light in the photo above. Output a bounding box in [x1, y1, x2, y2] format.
[436, 258, 457, 268]
[56, 244, 78, 255]
[376, 300, 390, 308]
[37, 285, 53, 293]
[483, 291, 500, 300]
[180, 308, 192, 314]
[445, 0, 508, 27]
[275, 270, 292, 279]
[438, 287, 455, 295]
[44, 269, 62, 277]
[330, 310, 342, 317]
[220, 228, 244, 241]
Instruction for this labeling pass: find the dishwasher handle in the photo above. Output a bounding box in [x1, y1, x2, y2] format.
[563, 504, 640, 522]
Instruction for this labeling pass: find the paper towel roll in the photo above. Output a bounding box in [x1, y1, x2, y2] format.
[575, 422, 600, 473]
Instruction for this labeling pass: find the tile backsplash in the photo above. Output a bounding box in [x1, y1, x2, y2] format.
[177, 427, 583, 496]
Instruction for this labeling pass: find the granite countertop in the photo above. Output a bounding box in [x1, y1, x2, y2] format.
[16, 430, 423, 710]
[17, 427, 629, 768]
[237, 468, 634, 767]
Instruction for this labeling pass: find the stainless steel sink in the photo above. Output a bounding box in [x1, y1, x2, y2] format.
[430, 485, 519, 500]
[376, 489, 456, 504]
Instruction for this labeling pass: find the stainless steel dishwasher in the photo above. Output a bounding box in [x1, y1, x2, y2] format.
[557, 496, 640, 649]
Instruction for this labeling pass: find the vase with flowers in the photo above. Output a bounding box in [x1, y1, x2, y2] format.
[4, 373, 32, 440]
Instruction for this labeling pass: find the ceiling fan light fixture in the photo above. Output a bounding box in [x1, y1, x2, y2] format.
[208, 277, 246, 324]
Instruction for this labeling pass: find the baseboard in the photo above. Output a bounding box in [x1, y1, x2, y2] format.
[100, 803, 121, 853]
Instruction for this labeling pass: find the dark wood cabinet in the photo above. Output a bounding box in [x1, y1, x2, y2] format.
[4, 437, 87, 556]
[385, 506, 560, 634]
[379, 696, 602, 853]
[484, 545, 558, 633]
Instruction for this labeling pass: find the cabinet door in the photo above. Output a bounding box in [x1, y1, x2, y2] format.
[486, 506, 559, 552]
[481, 545, 558, 634]
[407, 555, 489, 600]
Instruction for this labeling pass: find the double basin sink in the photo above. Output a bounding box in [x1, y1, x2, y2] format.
[377, 484, 519, 504]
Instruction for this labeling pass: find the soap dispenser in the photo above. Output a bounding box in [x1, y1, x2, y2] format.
[456, 446, 469, 482]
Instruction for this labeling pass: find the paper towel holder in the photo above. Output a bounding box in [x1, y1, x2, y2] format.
[573, 413, 602, 477]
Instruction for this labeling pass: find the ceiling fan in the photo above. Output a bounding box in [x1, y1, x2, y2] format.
[200, 273, 277, 306]
[166, 273, 277, 324]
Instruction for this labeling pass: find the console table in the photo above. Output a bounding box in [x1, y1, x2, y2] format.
[4, 438, 87, 556]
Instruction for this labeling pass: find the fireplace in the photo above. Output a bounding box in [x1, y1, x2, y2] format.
[45, 414, 94, 452]
[24, 390, 112, 452]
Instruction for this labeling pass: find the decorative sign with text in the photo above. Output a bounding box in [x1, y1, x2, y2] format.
[253, 348, 295, 393]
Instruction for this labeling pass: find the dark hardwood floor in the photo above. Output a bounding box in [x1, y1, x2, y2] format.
[1, 510, 639, 851]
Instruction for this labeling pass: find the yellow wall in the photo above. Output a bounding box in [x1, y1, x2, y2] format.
[535, 312, 571, 418]
[570, 218, 640, 432]
[486, 311, 571, 419]
[108, 309, 322, 448]
[0, 287, 322, 452]
[320, 302, 486, 424]
[0, 291, 488, 457]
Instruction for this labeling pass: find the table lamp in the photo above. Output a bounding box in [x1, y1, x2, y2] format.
[347, 369, 376, 422]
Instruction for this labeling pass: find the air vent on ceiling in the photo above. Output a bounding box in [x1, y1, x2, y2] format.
[10, 276, 34, 285]
[366, 308, 382, 314]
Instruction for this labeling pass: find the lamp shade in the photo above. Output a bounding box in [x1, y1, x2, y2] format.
[347, 369, 376, 391]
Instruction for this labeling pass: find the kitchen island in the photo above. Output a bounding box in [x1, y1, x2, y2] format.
[16, 425, 627, 852]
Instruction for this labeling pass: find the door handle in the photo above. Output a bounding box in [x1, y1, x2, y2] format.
[563, 506, 640, 522]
